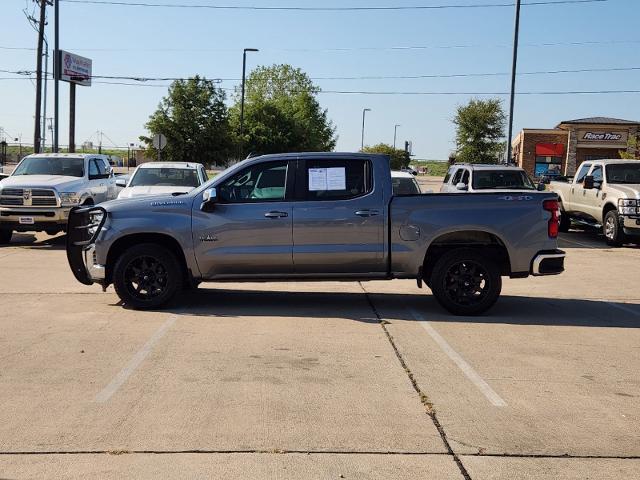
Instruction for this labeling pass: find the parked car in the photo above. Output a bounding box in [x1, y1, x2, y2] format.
[67, 152, 564, 316]
[548, 159, 640, 246]
[0, 153, 116, 243]
[391, 170, 421, 195]
[441, 164, 538, 193]
[117, 162, 207, 199]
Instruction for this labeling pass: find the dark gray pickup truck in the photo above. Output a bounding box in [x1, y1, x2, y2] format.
[67, 153, 565, 315]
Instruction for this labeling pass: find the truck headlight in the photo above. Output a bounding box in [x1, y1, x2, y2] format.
[60, 192, 81, 206]
[87, 210, 105, 238]
[618, 199, 638, 216]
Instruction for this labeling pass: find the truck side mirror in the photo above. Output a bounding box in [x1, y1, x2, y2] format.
[455, 182, 468, 191]
[537, 183, 546, 191]
[201, 187, 218, 211]
[115, 179, 127, 188]
[583, 175, 594, 190]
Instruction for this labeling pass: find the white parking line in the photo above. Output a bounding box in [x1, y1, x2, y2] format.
[95, 315, 177, 403]
[606, 301, 640, 318]
[558, 237, 598, 249]
[408, 308, 507, 408]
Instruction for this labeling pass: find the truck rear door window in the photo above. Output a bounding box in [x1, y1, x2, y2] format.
[304, 159, 371, 201]
[575, 164, 591, 183]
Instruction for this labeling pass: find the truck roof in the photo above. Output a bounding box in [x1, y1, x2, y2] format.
[24, 153, 108, 159]
[451, 163, 524, 170]
[579, 159, 640, 165]
[137, 162, 202, 170]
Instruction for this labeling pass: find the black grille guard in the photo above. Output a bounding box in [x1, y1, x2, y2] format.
[66, 206, 105, 285]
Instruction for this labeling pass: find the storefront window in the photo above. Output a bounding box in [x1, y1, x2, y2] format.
[534, 156, 563, 177]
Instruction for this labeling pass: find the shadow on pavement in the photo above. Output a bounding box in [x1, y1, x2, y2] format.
[0, 233, 66, 250]
[143, 287, 640, 328]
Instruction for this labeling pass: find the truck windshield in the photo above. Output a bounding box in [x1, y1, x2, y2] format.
[129, 168, 200, 187]
[472, 170, 535, 190]
[12, 157, 85, 177]
[606, 164, 640, 184]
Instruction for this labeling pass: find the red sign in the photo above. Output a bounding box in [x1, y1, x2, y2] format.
[535, 143, 565, 157]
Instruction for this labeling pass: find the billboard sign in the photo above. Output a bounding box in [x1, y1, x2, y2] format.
[58, 50, 92, 86]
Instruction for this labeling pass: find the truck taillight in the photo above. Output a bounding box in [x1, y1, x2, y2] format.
[543, 199, 559, 238]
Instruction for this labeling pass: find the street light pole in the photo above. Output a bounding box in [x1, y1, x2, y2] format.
[361, 108, 371, 150]
[239, 48, 258, 159]
[393, 124, 401, 150]
[506, 0, 521, 164]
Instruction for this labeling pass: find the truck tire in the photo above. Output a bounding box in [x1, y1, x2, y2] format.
[603, 210, 627, 247]
[558, 207, 571, 233]
[0, 229, 12, 244]
[113, 243, 183, 309]
[430, 248, 502, 316]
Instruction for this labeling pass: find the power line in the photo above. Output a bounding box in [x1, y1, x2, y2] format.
[4, 65, 640, 82]
[4, 38, 640, 54]
[60, 0, 610, 10]
[2, 77, 637, 95]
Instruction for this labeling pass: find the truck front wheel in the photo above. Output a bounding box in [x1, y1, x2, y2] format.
[430, 248, 502, 316]
[603, 210, 627, 247]
[113, 243, 183, 309]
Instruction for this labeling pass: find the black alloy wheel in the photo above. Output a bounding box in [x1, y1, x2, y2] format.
[430, 248, 502, 316]
[113, 243, 182, 309]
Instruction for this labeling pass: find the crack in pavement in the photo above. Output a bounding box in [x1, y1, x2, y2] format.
[358, 282, 473, 480]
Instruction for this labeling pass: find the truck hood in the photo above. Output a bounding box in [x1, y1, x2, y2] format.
[608, 184, 640, 199]
[101, 192, 194, 214]
[0, 175, 85, 191]
[117, 185, 194, 199]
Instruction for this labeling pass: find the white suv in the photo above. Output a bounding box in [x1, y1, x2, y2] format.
[441, 164, 537, 193]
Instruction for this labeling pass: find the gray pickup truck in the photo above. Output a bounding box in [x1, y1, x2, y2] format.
[67, 153, 565, 315]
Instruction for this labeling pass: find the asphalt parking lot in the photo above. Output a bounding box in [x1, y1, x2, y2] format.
[1, 219, 639, 478]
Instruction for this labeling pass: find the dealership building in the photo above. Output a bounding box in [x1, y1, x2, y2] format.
[511, 117, 639, 178]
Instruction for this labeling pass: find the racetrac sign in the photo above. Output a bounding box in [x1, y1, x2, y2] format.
[58, 50, 92, 86]
[577, 129, 628, 147]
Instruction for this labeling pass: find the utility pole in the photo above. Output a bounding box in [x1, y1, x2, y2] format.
[42, 37, 49, 151]
[506, 0, 521, 164]
[239, 48, 258, 159]
[53, 0, 59, 152]
[361, 108, 371, 150]
[393, 124, 401, 150]
[33, 0, 48, 153]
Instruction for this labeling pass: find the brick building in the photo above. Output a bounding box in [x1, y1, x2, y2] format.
[511, 117, 639, 178]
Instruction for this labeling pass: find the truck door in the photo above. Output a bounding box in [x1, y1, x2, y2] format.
[191, 159, 294, 277]
[292, 157, 385, 275]
[88, 159, 108, 203]
[584, 164, 604, 222]
[569, 163, 591, 218]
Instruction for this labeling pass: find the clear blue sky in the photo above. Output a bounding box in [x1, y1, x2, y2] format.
[1, 0, 639, 159]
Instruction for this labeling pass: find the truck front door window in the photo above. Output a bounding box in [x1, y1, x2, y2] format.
[219, 161, 288, 203]
[575, 164, 591, 184]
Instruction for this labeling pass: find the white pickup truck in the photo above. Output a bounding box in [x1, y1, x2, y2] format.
[0, 153, 117, 243]
[548, 159, 640, 246]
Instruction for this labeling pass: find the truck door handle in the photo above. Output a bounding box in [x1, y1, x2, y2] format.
[264, 211, 288, 218]
[355, 210, 380, 217]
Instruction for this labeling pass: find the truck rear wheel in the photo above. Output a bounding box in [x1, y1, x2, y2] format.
[558, 206, 571, 233]
[113, 243, 183, 309]
[603, 210, 627, 247]
[0, 229, 12, 244]
[430, 248, 502, 316]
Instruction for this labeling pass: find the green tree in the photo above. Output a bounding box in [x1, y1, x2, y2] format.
[141, 76, 231, 166]
[619, 135, 639, 159]
[361, 143, 410, 170]
[230, 64, 337, 156]
[453, 98, 506, 164]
